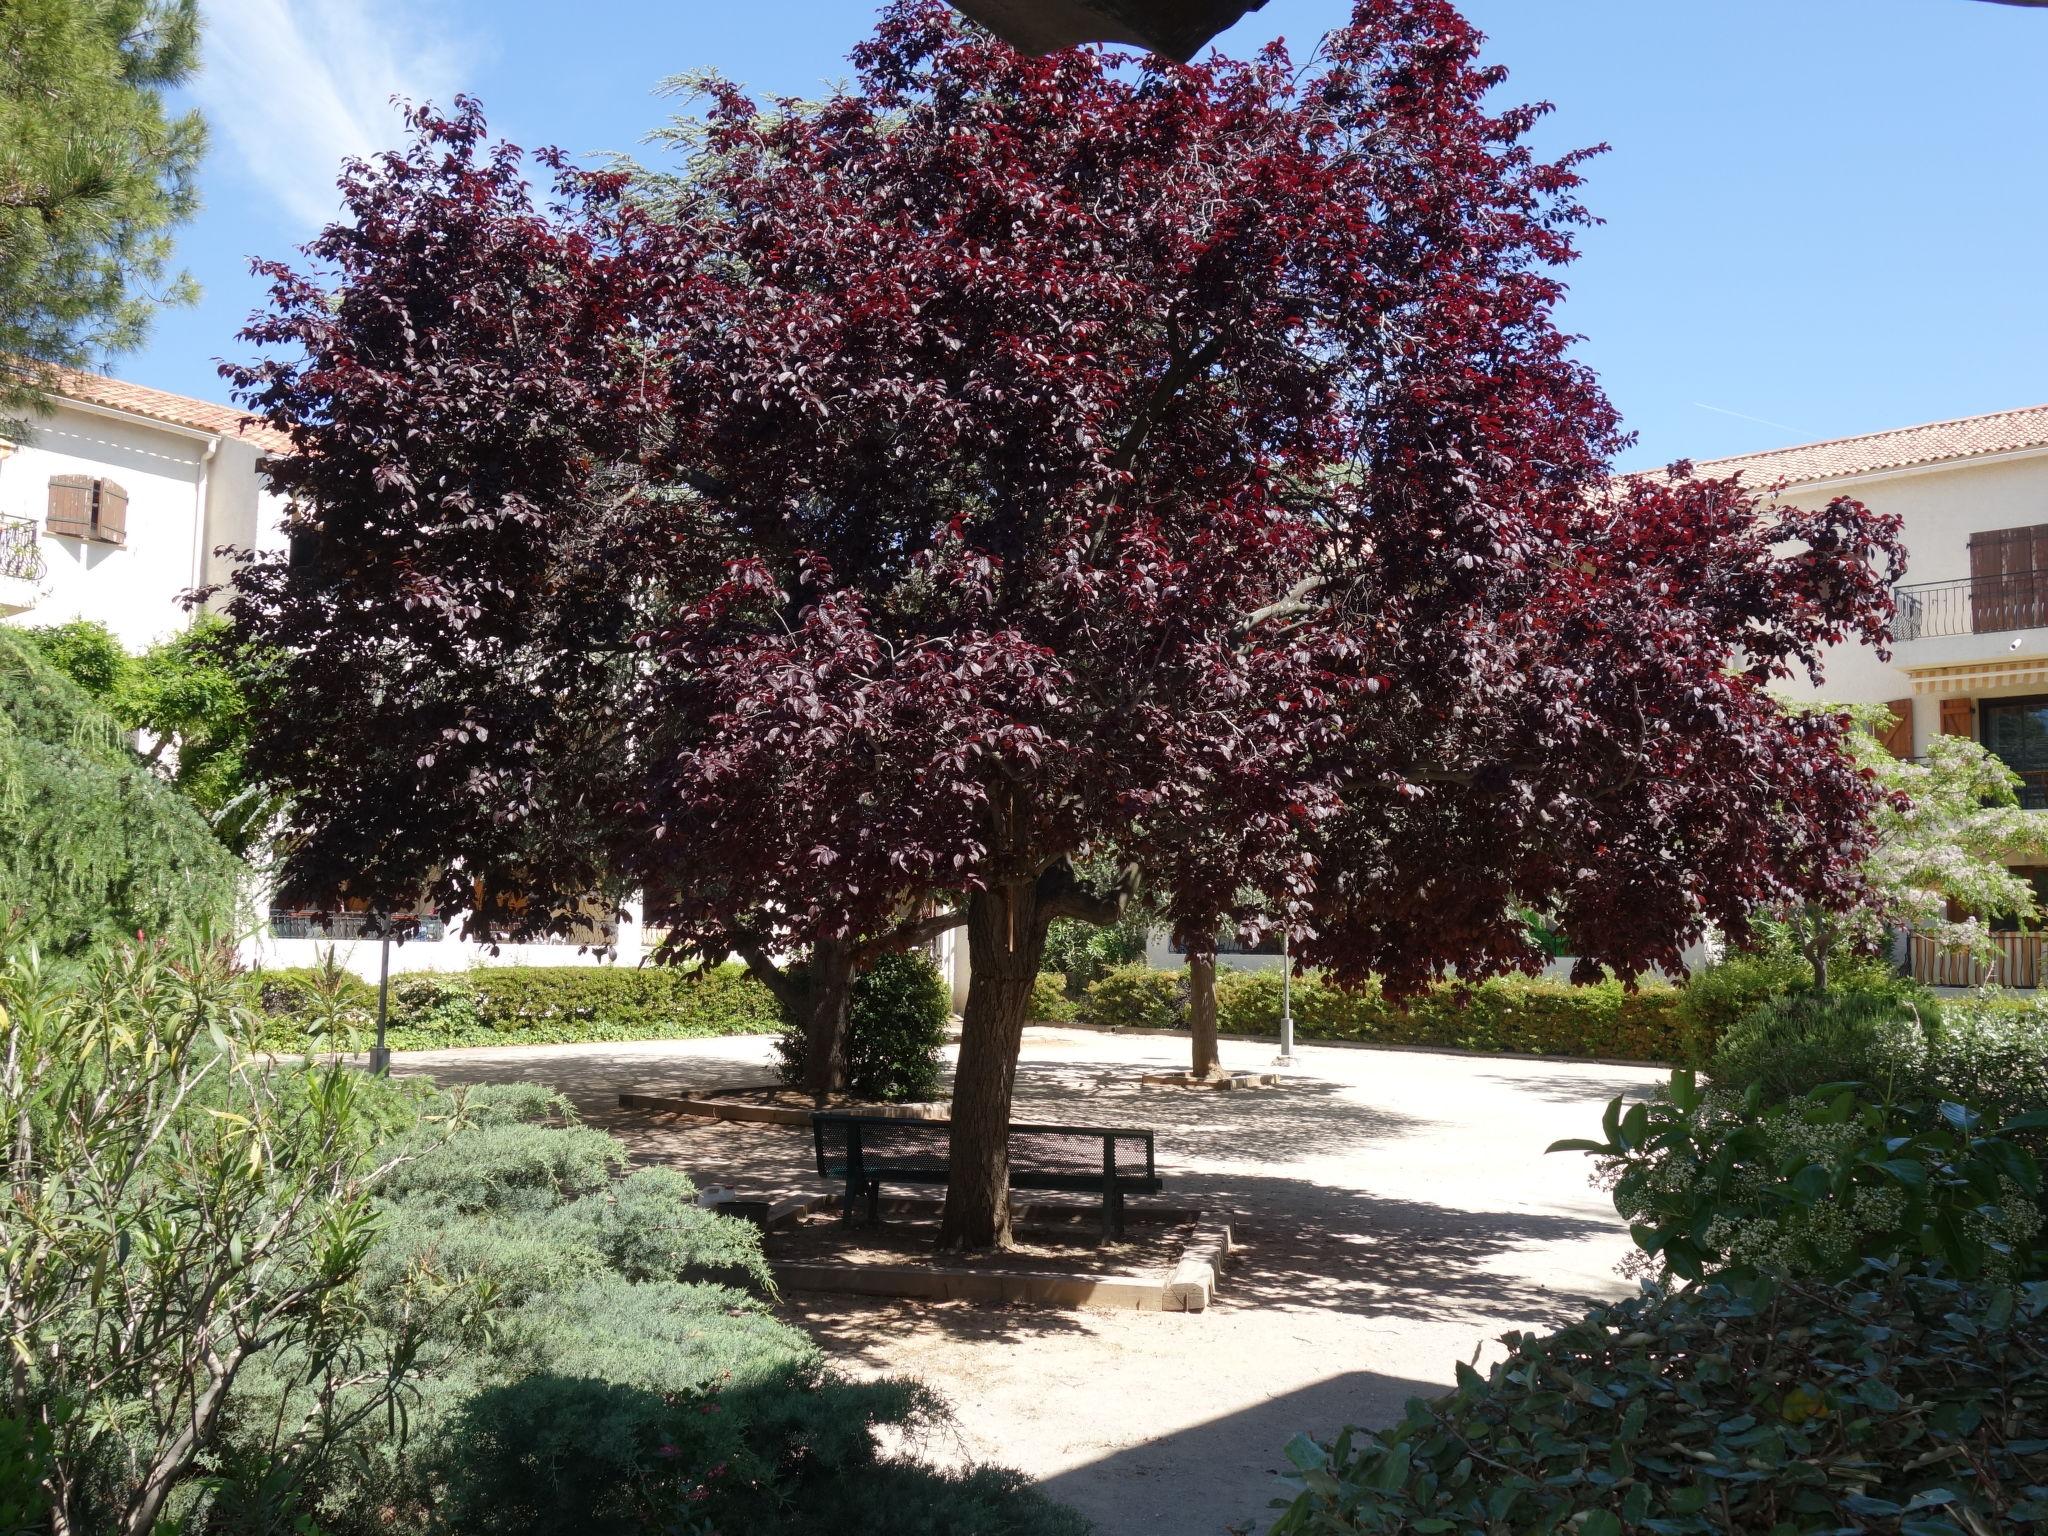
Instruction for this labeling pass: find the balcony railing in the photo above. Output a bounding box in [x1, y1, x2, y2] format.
[1892, 573, 2048, 642]
[1908, 930, 2048, 988]
[269, 911, 449, 942]
[0, 515, 43, 583]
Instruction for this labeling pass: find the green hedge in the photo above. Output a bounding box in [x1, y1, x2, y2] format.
[251, 963, 785, 1052]
[1077, 962, 1696, 1064]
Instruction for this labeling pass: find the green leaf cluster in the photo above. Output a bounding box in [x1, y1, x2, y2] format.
[21, 617, 277, 856]
[1272, 1271, 2048, 1536]
[250, 960, 785, 1051]
[1559, 1072, 2046, 1285]
[0, 625, 239, 953]
[1079, 963, 1696, 1064]
[775, 949, 953, 1102]
[0, 0, 203, 429]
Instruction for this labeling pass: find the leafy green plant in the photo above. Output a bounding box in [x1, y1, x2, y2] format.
[253, 962, 783, 1051]
[1080, 962, 1695, 1063]
[1028, 971, 1076, 1022]
[1272, 1270, 2048, 1536]
[0, 936, 441, 1536]
[0, 628, 241, 955]
[1078, 962, 1183, 1031]
[391, 971, 482, 1047]
[1709, 988, 1935, 1102]
[1041, 914, 1147, 995]
[774, 950, 951, 1102]
[1553, 1070, 2047, 1284]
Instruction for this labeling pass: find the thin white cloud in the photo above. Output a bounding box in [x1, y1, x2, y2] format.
[192, 0, 470, 227]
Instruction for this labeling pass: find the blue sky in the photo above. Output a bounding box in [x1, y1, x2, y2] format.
[135, 0, 2047, 471]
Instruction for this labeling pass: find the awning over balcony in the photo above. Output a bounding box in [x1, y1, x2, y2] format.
[1906, 658, 2048, 696]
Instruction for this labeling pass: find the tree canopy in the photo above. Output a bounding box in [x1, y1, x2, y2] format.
[0, 0, 204, 430]
[219, 0, 1902, 1247]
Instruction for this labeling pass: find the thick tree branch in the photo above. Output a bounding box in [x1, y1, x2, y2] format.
[1036, 858, 1140, 926]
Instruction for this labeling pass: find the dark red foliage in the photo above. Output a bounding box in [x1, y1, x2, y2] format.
[216, 0, 1902, 1245]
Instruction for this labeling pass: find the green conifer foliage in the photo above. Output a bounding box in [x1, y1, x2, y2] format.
[0, 0, 204, 430]
[0, 627, 238, 952]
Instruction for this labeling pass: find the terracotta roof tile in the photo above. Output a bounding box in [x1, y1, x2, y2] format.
[1684, 402, 2048, 490]
[51, 366, 293, 455]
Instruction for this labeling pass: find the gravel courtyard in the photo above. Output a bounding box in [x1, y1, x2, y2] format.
[393, 1027, 1665, 1536]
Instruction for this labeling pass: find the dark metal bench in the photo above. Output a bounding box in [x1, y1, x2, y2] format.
[811, 1112, 1161, 1238]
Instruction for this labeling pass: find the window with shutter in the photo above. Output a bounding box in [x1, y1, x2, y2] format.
[1880, 698, 1915, 758]
[46, 475, 93, 539]
[93, 480, 127, 546]
[1969, 524, 2048, 633]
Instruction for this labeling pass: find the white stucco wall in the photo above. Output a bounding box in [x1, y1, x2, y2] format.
[0, 400, 289, 644]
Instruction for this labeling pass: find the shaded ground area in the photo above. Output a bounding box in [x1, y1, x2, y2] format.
[394, 1027, 1664, 1536]
[767, 1207, 1191, 1279]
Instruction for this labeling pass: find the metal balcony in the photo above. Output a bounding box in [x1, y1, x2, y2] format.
[0, 515, 43, 584]
[1892, 573, 2048, 641]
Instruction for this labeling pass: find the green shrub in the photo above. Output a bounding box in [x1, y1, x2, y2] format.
[844, 951, 949, 1102]
[1557, 1070, 2046, 1284]
[545, 1167, 777, 1295]
[0, 628, 241, 955]
[1927, 996, 2048, 1139]
[1079, 962, 1183, 1030]
[772, 951, 952, 1102]
[1709, 988, 1935, 1102]
[1672, 949, 1812, 1049]
[390, 971, 482, 1045]
[1028, 971, 1076, 1022]
[1082, 963, 1692, 1063]
[1272, 1270, 2048, 1536]
[377, 1122, 627, 1215]
[251, 961, 784, 1051]
[1041, 915, 1147, 995]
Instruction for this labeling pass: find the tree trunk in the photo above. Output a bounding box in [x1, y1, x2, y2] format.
[1187, 946, 1221, 1079]
[798, 939, 856, 1102]
[939, 882, 1049, 1250]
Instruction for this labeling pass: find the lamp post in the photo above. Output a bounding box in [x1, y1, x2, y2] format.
[1274, 928, 1296, 1067]
[369, 928, 392, 1075]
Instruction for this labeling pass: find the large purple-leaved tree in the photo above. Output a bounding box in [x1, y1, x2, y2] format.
[219, 0, 1901, 1251]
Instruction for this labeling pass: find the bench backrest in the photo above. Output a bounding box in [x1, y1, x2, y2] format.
[812, 1113, 1155, 1181]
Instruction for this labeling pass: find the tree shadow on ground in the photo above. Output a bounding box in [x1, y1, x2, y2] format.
[1004, 1057, 1430, 1171]
[1037, 1368, 1452, 1536]
[1466, 1069, 1667, 1107]
[781, 1288, 1103, 1358]
[1197, 1171, 1620, 1327]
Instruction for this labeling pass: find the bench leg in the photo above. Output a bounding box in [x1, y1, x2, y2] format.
[866, 1175, 881, 1226]
[1102, 1180, 1126, 1242]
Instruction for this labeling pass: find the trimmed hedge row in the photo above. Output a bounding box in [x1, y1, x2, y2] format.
[1069, 962, 1698, 1064]
[252, 962, 785, 1052]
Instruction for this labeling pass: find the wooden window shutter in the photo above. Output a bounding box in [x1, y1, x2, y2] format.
[1879, 698, 1915, 758]
[1939, 697, 1975, 738]
[46, 475, 93, 538]
[93, 480, 127, 546]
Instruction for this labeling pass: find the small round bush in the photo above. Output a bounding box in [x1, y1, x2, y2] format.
[1708, 988, 1933, 1101]
[774, 949, 951, 1102]
[844, 950, 950, 1102]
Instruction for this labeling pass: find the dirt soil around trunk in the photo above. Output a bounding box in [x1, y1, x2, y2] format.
[390, 1025, 1667, 1536]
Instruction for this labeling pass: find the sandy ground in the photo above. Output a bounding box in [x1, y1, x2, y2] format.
[391, 1028, 1665, 1536]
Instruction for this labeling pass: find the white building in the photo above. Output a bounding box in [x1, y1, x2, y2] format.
[1691, 401, 2048, 985]
[0, 370, 649, 982]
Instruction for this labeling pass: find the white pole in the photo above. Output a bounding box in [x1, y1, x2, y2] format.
[370, 930, 392, 1074]
[1275, 928, 1296, 1067]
